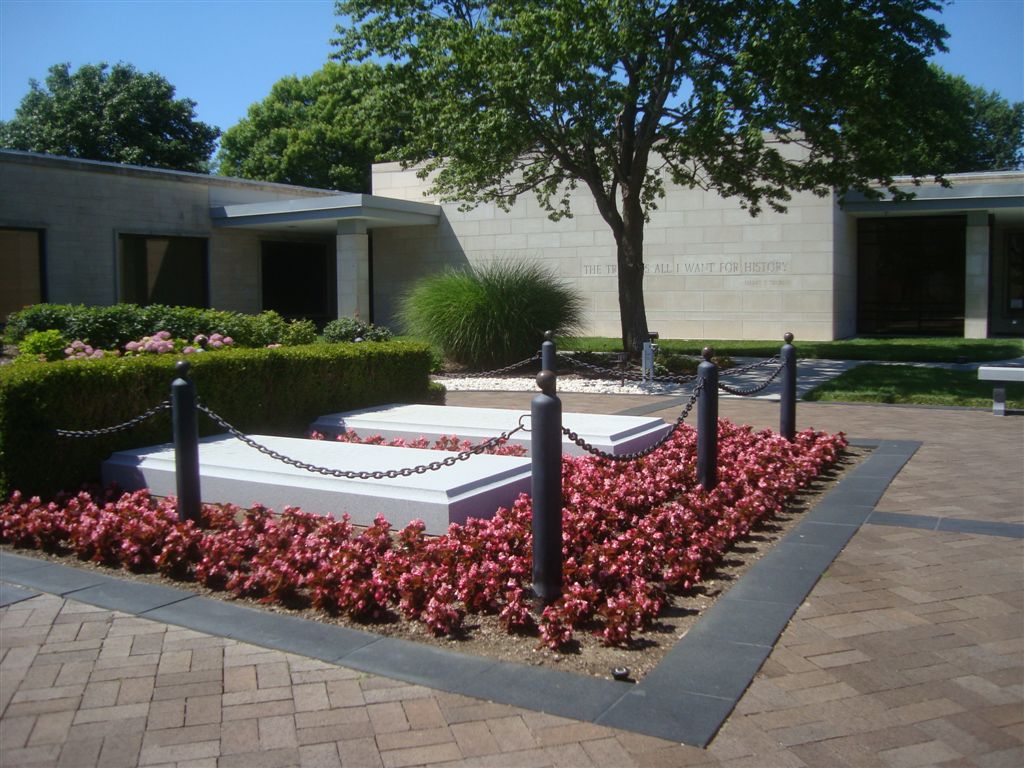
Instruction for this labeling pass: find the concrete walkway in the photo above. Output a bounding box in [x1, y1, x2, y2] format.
[2, 395, 1022, 767]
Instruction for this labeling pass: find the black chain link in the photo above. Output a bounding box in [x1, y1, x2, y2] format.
[54, 400, 172, 438]
[718, 355, 780, 377]
[196, 403, 528, 479]
[557, 353, 697, 385]
[561, 378, 705, 462]
[438, 353, 541, 379]
[717, 362, 784, 396]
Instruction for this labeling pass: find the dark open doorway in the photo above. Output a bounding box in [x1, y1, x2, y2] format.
[260, 241, 335, 327]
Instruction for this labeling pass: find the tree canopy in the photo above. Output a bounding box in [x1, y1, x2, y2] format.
[0, 62, 220, 173]
[901, 65, 1024, 174]
[335, 0, 956, 352]
[216, 61, 409, 192]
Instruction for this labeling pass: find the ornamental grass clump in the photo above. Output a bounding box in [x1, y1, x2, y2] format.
[398, 261, 583, 368]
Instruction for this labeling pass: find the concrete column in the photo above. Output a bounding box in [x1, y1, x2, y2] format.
[336, 220, 370, 320]
[964, 212, 990, 338]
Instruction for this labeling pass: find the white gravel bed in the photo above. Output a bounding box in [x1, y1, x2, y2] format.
[433, 375, 692, 396]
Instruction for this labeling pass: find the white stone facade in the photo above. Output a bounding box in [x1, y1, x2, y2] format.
[2, 150, 1020, 340]
[0, 152, 338, 315]
[371, 162, 1022, 341]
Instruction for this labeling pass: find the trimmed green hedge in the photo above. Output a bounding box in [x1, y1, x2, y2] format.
[0, 342, 439, 499]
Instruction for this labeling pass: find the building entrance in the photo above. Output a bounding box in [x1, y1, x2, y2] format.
[260, 241, 334, 327]
[857, 216, 966, 335]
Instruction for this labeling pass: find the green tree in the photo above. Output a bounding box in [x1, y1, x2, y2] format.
[336, 0, 953, 353]
[217, 61, 407, 192]
[0, 62, 220, 173]
[902, 65, 1024, 174]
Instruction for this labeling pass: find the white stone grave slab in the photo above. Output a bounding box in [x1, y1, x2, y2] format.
[310, 404, 672, 457]
[102, 434, 531, 534]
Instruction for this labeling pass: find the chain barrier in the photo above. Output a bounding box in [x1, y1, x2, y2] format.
[717, 362, 784, 396]
[54, 400, 172, 438]
[561, 378, 705, 462]
[718, 355, 780, 377]
[557, 353, 698, 385]
[196, 403, 528, 480]
[438, 353, 541, 379]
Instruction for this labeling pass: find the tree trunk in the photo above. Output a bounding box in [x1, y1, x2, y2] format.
[615, 206, 649, 356]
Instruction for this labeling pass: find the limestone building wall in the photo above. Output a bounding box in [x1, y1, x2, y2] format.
[0, 152, 335, 314]
[371, 162, 842, 341]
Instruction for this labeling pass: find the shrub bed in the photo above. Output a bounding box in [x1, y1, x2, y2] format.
[0, 421, 845, 649]
[3, 303, 317, 350]
[0, 342, 435, 498]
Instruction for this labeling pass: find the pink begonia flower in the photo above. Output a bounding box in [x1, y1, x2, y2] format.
[0, 423, 846, 650]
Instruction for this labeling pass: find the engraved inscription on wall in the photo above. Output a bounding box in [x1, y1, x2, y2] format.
[581, 257, 791, 277]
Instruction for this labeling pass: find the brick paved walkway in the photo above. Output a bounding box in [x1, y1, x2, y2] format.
[2, 397, 1021, 767]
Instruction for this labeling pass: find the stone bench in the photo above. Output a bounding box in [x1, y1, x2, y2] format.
[977, 366, 1024, 416]
[310, 404, 672, 457]
[102, 434, 531, 535]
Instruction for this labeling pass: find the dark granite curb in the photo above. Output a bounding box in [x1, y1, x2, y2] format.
[0, 437, 933, 747]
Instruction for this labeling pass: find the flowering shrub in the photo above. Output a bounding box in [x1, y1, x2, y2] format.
[62, 330, 236, 360]
[0, 421, 845, 649]
[64, 340, 114, 359]
[322, 316, 393, 343]
[182, 333, 234, 355]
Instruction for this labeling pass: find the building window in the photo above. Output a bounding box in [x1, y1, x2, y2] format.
[0, 228, 45, 322]
[857, 216, 966, 336]
[1002, 232, 1023, 316]
[261, 241, 334, 327]
[119, 235, 208, 307]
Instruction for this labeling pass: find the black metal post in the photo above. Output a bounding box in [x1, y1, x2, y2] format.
[780, 332, 796, 441]
[541, 330, 557, 383]
[697, 347, 718, 491]
[531, 369, 562, 605]
[171, 360, 202, 523]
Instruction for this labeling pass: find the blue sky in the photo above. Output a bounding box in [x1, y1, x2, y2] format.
[1, 0, 1022, 136]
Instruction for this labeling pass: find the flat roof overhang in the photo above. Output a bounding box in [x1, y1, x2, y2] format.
[842, 177, 1024, 215]
[210, 194, 441, 234]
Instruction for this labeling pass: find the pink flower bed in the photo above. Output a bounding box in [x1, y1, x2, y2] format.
[0, 420, 845, 649]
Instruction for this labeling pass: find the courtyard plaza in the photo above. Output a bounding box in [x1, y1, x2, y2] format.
[1, 388, 1021, 767]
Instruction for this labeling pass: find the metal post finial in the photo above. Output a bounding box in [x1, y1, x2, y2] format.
[536, 369, 556, 396]
[702, 346, 714, 361]
[540, 333, 557, 382]
[784, 332, 794, 344]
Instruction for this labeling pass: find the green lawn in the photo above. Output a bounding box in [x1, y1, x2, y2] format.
[559, 336, 1024, 363]
[803, 364, 1024, 408]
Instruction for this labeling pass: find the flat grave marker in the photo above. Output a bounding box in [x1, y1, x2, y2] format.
[102, 434, 531, 534]
[310, 404, 672, 457]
